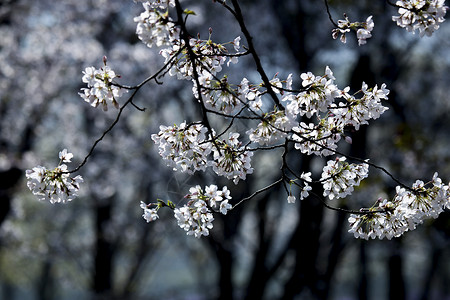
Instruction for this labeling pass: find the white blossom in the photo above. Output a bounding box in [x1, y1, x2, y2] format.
[164, 37, 228, 80]
[151, 122, 212, 174]
[392, 0, 447, 37]
[219, 200, 232, 215]
[26, 150, 83, 204]
[212, 133, 254, 184]
[285, 66, 339, 118]
[349, 173, 450, 239]
[134, 1, 179, 48]
[320, 157, 369, 200]
[287, 195, 296, 203]
[173, 184, 233, 238]
[192, 75, 244, 114]
[247, 109, 296, 146]
[78, 63, 126, 111]
[59, 149, 73, 163]
[329, 82, 389, 130]
[357, 16, 374, 45]
[332, 14, 375, 45]
[140, 201, 159, 222]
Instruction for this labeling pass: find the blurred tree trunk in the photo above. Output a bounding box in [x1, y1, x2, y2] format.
[269, 0, 312, 71]
[349, 54, 374, 300]
[37, 259, 54, 300]
[93, 201, 114, 298]
[388, 241, 405, 300]
[0, 167, 21, 227]
[280, 180, 325, 300]
[419, 211, 450, 300]
[320, 209, 348, 299]
[244, 193, 275, 299]
[358, 241, 368, 300]
[208, 182, 246, 300]
[215, 242, 234, 300]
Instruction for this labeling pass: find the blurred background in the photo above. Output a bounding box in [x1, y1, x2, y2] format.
[0, 0, 450, 299]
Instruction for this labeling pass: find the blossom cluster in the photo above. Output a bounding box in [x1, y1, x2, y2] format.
[26, 149, 83, 204]
[287, 68, 389, 156]
[194, 72, 245, 115]
[212, 132, 254, 184]
[151, 122, 212, 174]
[140, 201, 160, 222]
[174, 185, 232, 238]
[348, 173, 450, 239]
[162, 34, 241, 79]
[331, 82, 390, 130]
[152, 122, 254, 184]
[247, 109, 296, 145]
[134, 0, 175, 10]
[78, 60, 126, 111]
[287, 172, 313, 203]
[320, 157, 369, 200]
[332, 15, 374, 45]
[134, 1, 179, 48]
[285, 67, 340, 118]
[47, 0, 448, 243]
[392, 0, 448, 37]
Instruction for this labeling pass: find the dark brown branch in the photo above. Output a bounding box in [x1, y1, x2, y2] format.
[324, 0, 339, 27]
[68, 49, 179, 174]
[232, 177, 284, 209]
[229, 0, 284, 111]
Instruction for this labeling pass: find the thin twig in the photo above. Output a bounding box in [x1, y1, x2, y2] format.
[324, 0, 339, 27]
[309, 189, 389, 215]
[68, 44, 184, 173]
[69, 95, 136, 173]
[174, 0, 219, 151]
[232, 177, 284, 209]
[229, 0, 284, 111]
[386, 0, 404, 9]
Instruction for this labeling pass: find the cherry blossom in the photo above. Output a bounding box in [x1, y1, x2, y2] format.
[26, 0, 450, 243]
[320, 157, 369, 200]
[332, 14, 374, 45]
[26, 150, 83, 204]
[285, 66, 340, 118]
[140, 201, 160, 222]
[134, 1, 179, 48]
[392, 0, 448, 37]
[348, 173, 450, 239]
[287, 195, 296, 203]
[247, 109, 296, 146]
[151, 122, 212, 174]
[193, 75, 244, 114]
[212, 132, 254, 184]
[59, 149, 74, 163]
[78, 60, 126, 111]
[172, 184, 232, 238]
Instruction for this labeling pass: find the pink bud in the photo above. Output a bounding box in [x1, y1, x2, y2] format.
[345, 136, 352, 144]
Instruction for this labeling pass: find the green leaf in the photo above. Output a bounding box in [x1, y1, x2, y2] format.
[183, 9, 196, 15]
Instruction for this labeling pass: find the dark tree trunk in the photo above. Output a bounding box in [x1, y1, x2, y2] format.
[0, 167, 22, 227]
[217, 246, 234, 300]
[358, 241, 368, 300]
[37, 259, 54, 300]
[208, 190, 244, 300]
[93, 202, 114, 298]
[244, 195, 271, 300]
[388, 247, 405, 300]
[281, 181, 325, 300]
[270, 0, 313, 71]
[320, 209, 348, 300]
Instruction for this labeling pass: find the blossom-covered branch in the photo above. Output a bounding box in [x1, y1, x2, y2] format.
[26, 0, 450, 241]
